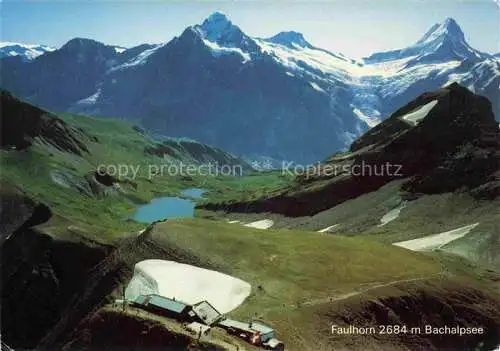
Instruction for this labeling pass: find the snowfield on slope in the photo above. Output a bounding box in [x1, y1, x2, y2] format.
[202, 39, 251, 63]
[393, 223, 479, 251]
[378, 202, 407, 227]
[125, 259, 251, 313]
[400, 100, 438, 125]
[244, 219, 274, 229]
[318, 224, 340, 233]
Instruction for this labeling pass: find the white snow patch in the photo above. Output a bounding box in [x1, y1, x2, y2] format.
[393, 223, 479, 251]
[202, 39, 251, 63]
[0, 41, 54, 50]
[444, 59, 500, 91]
[360, 56, 419, 77]
[111, 44, 162, 70]
[114, 46, 126, 53]
[352, 107, 380, 128]
[361, 57, 461, 79]
[310, 82, 325, 92]
[286, 71, 295, 77]
[255, 38, 363, 78]
[77, 89, 101, 105]
[400, 100, 438, 125]
[125, 259, 251, 314]
[244, 219, 274, 229]
[378, 202, 406, 227]
[1, 42, 55, 60]
[318, 224, 340, 233]
[227, 220, 241, 224]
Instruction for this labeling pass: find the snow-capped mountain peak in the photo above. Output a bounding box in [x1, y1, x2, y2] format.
[417, 17, 465, 45]
[267, 31, 312, 49]
[196, 11, 242, 44]
[0, 41, 55, 60]
[364, 18, 487, 65]
[201, 11, 231, 29]
[409, 17, 487, 63]
[191, 11, 259, 58]
[1, 14, 498, 164]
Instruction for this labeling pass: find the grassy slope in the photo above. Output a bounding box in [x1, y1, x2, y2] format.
[0, 112, 293, 241]
[201, 178, 500, 269]
[150, 219, 441, 309]
[305, 183, 500, 269]
[142, 218, 500, 350]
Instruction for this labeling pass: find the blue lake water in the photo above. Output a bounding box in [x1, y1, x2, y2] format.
[132, 188, 206, 223]
[181, 188, 206, 198]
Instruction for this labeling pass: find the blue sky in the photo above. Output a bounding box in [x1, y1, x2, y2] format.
[1, 0, 499, 58]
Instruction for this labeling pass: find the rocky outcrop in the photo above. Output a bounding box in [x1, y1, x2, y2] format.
[145, 139, 253, 172]
[0, 185, 52, 244]
[0, 192, 111, 349]
[1, 90, 92, 155]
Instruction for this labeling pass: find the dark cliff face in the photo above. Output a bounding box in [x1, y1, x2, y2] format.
[144, 139, 253, 171]
[0, 91, 92, 154]
[0, 191, 111, 349]
[201, 84, 500, 216]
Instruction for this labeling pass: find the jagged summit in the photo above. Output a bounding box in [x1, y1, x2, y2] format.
[199, 11, 234, 40]
[412, 17, 469, 55]
[364, 17, 487, 64]
[203, 11, 230, 24]
[267, 31, 312, 49]
[417, 18, 465, 45]
[190, 11, 258, 53]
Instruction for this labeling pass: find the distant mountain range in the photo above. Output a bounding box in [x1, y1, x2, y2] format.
[1, 13, 499, 163]
[0, 42, 55, 61]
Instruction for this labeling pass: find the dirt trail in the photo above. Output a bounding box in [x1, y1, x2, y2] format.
[294, 274, 442, 308]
